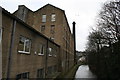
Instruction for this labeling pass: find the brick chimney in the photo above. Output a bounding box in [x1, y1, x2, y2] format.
[73, 21, 77, 64]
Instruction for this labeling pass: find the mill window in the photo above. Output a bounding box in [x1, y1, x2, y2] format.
[37, 68, 44, 78]
[51, 14, 56, 22]
[38, 44, 45, 56]
[41, 25, 45, 33]
[42, 14, 46, 22]
[16, 72, 29, 80]
[18, 36, 31, 54]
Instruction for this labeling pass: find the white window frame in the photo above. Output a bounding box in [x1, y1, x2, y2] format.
[18, 36, 31, 54]
[42, 14, 46, 22]
[51, 14, 56, 22]
[48, 47, 52, 56]
[38, 44, 45, 56]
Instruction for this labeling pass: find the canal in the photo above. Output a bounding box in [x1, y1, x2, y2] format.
[75, 65, 96, 80]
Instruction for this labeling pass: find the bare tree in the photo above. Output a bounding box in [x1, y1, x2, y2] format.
[86, 30, 105, 52]
[97, 0, 120, 43]
[87, 0, 120, 52]
[86, 1, 120, 79]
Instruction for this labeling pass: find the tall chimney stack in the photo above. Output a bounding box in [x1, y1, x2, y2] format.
[73, 22, 77, 64]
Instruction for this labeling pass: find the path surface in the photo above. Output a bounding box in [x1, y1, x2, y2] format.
[75, 65, 96, 80]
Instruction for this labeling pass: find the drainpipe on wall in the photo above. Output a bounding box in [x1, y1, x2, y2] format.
[7, 20, 16, 79]
[72, 22, 77, 65]
[0, 6, 2, 79]
[45, 40, 48, 78]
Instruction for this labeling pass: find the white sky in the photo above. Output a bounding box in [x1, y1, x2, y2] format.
[0, 0, 110, 51]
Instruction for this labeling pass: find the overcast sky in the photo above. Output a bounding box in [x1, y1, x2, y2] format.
[1, 0, 111, 51]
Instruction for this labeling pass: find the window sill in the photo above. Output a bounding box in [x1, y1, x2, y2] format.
[18, 51, 30, 54]
[42, 21, 46, 23]
[51, 21, 56, 22]
[48, 54, 52, 57]
[38, 53, 44, 56]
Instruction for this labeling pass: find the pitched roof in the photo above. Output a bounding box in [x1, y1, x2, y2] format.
[34, 4, 72, 35]
[1, 6, 60, 47]
[10, 4, 73, 37]
[35, 4, 64, 12]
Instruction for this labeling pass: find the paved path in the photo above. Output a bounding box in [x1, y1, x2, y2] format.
[75, 65, 96, 80]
